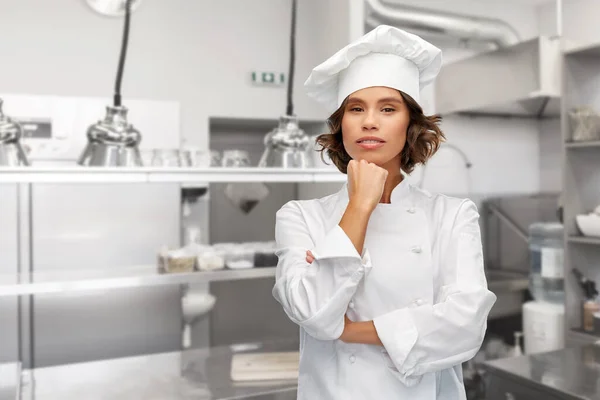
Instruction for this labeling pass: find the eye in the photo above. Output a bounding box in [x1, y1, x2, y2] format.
[382, 107, 396, 113]
[349, 107, 363, 112]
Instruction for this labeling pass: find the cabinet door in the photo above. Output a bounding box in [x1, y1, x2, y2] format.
[486, 373, 564, 400]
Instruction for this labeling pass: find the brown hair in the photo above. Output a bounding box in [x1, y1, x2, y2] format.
[315, 91, 445, 174]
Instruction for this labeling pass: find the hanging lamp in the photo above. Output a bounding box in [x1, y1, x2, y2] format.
[78, 0, 142, 167]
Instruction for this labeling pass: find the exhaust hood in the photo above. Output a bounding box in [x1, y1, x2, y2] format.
[435, 36, 561, 118]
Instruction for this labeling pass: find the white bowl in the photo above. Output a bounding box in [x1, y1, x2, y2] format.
[576, 214, 600, 237]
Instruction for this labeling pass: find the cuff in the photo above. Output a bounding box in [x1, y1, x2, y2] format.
[312, 225, 372, 274]
[373, 307, 419, 376]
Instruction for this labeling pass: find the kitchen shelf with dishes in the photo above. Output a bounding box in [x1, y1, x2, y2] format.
[0, 166, 346, 184]
[0, 241, 279, 297]
[562, 41, 600, 345]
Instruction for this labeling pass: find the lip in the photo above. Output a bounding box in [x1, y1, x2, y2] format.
[356, 136, 385, 150]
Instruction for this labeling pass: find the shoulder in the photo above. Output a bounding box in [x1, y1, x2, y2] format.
[408, 184, 479, 229]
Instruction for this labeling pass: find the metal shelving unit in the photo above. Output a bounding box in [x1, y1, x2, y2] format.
[0, 266, 277, 297]
[562, 38, 600, 346]
[0, 166, 345, 184]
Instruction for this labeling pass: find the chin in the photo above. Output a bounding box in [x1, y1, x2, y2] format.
[349, 150, 392, 165]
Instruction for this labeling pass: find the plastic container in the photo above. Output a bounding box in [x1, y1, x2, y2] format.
[528, 222, 565, 303]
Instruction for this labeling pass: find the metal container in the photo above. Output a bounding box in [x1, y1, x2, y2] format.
[0, 98, 29, 166]
[78, 105, 142, 167]
[258, 115, 313, 169]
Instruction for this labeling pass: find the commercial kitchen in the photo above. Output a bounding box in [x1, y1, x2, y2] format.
[1, 0, 600, 399]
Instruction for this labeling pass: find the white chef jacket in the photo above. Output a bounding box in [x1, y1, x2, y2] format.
[272, 179, 497, 399]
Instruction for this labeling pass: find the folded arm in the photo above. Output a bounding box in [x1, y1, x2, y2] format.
[272, 201, 373, 340]
[343, 200, 497, 386]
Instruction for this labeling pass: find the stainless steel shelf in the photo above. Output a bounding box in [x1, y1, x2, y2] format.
[569, 328, 600, 345]
[19, 339, 299, 400]
[0, 166, 345, 184]
[566, 140, 600, 148]
[0, 266, 277, 297]
[564, 40, 600, 57]
[567, 235, 600, 245]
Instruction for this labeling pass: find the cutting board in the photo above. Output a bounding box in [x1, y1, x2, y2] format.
[230, 351, 300, 382]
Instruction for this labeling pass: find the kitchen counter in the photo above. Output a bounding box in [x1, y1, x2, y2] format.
[18, 339, 299, 400]
[483, 345, 600, 400]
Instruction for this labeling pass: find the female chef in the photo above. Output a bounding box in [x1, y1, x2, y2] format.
[272, 25, 497, 400]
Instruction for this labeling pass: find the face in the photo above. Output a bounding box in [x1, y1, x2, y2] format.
[341, 86, 409, 170]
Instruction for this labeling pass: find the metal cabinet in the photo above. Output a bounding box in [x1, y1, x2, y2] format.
[485, 372, 564, 400]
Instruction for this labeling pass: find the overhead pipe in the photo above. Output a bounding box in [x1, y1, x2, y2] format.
[365, 0, 521, 47]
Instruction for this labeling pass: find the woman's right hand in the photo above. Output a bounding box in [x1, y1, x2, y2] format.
[347, 159, 388, 212]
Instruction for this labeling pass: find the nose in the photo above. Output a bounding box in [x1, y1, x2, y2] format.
[362, 110, 379, 131]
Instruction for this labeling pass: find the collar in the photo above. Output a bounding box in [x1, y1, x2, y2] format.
[336, 176, 411, 206]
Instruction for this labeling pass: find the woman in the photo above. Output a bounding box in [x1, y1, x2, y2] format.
[272, 25, 496, 399]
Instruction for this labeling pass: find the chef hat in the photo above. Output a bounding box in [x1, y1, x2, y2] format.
[304, 25, 442, 113]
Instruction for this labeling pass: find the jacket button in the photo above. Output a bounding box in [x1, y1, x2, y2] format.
[415, 299, 424, 306]
[407, 207, 416, 214]
[349, 300, 355, 309]
[349, 355, 356, 363]
[411, 246, 422, 254]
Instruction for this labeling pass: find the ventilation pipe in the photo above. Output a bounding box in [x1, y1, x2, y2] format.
[365, 0, 520, 47]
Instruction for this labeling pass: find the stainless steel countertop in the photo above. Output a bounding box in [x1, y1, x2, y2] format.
[483, 345, 600, 400]
[19, 340, 299, 400]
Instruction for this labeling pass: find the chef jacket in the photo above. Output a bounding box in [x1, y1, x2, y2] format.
[272, 178, 497, 399]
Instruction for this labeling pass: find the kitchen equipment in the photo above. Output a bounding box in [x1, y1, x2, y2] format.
[181, 290, 216, 349]
[180, 147, 210, 167]
[224, 245, 255, 270]
[509, 331, 523, 357]
[151, 148, 180, 167]
[223, 181, 270, 214]
[222, 150, 250, 167]
[576, 213, 600, 237]
[569, 106, 600, 142]
[78, 105, 142, 167]
[0, 98, 29, 166]
[528, 222, 564, 304]
[210, 150, 221, 167]
[230, 352, 299, 382]
[78, 0, 143, 167]
[572, 268, 599, 332]
[222, 149, 270, 213]
[258, 115, 313, 169]
[522, 300, 565, 354]
[258, 0, 314, 169]
[85, 0, 143, 16]
[435, 36, 561, 118]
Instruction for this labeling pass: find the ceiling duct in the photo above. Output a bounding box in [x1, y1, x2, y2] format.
[365, 0, 561, 118]
[364, 0, 520, 48]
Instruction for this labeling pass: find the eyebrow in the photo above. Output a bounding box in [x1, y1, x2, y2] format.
[347, 97, 403, 105]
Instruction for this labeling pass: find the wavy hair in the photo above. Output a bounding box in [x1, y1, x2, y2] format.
[315, 91, 445, 174]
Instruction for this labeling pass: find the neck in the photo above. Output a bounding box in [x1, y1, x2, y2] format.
[380, 173, 403, 204]
[379, 157, 404, 204]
